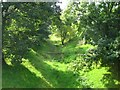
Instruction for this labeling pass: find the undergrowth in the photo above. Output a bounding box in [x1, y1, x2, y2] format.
[2, 41, 120, 88]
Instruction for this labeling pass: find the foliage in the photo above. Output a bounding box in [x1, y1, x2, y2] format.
[69, 2, 120, 67]
[2, 2, 120, 88]
[50, 2, 80, 45]
[3, 43, 119, 88]
[2, 2, 60, 65]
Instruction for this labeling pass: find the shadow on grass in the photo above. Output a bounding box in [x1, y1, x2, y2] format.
[29, 60, 81, 88]
[2, 64, 52, 88]
[27, 53, 90, 88]
[101, 73, 120, 88]
[2, 47, 93, 88]
[101, 63, 120, 88]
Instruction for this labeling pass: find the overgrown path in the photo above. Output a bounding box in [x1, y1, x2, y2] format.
[2, 42, 120, 88]
[22, 43, 81, 88]
[2, 42, 80, 88]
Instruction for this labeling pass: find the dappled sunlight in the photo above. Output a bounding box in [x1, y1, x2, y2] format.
[75, 44, 96, 53]
[44, 61, 68, 72]
[21, 58, 53, 87]
[49, 34, 62, 45]
[3, 41, 119, 88]
[100, 67, 120, 88]
[49, 34, 61, 42]
[84, 67, 111, 88]
[2, 2, 120, 88]
[23, 49, 83, 88]
[2, 64, 51, 88]
[5, 58, 13, 66]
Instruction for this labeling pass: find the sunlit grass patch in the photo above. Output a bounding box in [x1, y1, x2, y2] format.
[3, 43, 119, 88]
[62, 44, 76, 53]
[21, 58, 53, 87]
[44, 61, 67, 72]
[75, 44, 96, 53]
[76, 44, 94, 48]
[22, 59, 43, 78]
[84, 67, 111, 88]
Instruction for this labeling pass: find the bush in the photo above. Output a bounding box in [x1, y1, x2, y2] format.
[86, 36, 120, 67]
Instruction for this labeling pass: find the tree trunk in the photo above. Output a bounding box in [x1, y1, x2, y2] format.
[2, 52, 7, 66]
[61, 40, 64, 45]
[61, 37, 65, 45]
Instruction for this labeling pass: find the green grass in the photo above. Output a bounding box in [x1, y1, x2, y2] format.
[84, 67, 111, 88]
[3, 48, 80, 88]
[2, 43, 120, 88]
[2, 65, 51, 88]
[75, 44, 96, 54]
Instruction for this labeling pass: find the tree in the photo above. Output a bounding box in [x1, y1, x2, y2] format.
[2, 2, 60, 65]
[50, 2, 79, 45]
[75, 2, 120, 66]
[59, 1, 120, 70]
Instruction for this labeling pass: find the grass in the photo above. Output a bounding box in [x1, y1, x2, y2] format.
[3, 48, 80, 88]
[2, 42, 120, 88]
[84, 67, 111, 88]
[2, 65, 51, 88]
[22, 50, 81, 88]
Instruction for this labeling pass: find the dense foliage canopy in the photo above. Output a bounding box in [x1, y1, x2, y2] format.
[2, 2, 60, 65]
[2, 1, 120, 69]
[2, 1, 120, 88]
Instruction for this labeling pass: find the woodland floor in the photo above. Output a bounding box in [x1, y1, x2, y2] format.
[2, 38, 120, 88]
